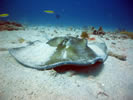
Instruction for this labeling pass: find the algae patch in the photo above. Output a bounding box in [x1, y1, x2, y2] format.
[18, 38, 25, 43]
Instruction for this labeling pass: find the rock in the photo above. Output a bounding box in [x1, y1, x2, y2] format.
[93, 26, 105, 35]
[97, 26, 105, 35]
[0, 21, 24, 31]
[93, 30, 98, 35]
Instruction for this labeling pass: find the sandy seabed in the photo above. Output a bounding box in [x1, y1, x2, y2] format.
[0, 26, 133, 100]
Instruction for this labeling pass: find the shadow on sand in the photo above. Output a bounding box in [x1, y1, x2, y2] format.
[53, 62, 104, 77]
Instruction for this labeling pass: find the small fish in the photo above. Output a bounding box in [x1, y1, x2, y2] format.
[44, 10, 54, 14]
[0, 14, 9, 17]
[55, 14, 60, 19]
[44, 10, 61, 19]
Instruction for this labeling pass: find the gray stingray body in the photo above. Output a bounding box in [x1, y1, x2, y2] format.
[9, 36, 108, 70]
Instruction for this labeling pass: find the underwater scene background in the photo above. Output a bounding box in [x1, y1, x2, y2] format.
[1, 0, 133, 100]
[0, 0, 133, 31]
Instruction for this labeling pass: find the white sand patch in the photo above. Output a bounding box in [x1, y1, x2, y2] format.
[0, 26, 133, 100]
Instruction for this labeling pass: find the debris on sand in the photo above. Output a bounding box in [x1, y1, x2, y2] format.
[106, 38, 109, 40]
[0, 21, 24, 31]
[88, 37, 96, 40]
[108, 51, 126, 61]
[96, 91, 109, 99]
[49, 69, 58, 77]
[0, 48, 8, 51]
[11, 41, 16, 44]
[54, 30, 58, 33]
[18, 38, 25, 43]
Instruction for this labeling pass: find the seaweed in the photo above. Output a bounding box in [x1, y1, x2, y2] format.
[120, 31, 133, 39]
[80, 31, 89, 39]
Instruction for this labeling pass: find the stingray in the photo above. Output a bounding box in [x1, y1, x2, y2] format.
[9, 36, 108, 70]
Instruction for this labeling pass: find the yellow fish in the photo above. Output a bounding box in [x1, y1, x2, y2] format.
[0, 14, 9, 17]
[44, 10, 54, 14]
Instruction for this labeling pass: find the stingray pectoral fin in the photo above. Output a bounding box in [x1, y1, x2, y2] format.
[47, 37, 65, 47]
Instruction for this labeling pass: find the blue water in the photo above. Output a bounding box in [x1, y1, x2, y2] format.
[0, 0, 133, 31]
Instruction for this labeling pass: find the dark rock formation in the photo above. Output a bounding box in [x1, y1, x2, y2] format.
[0, 21, 24, 31]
